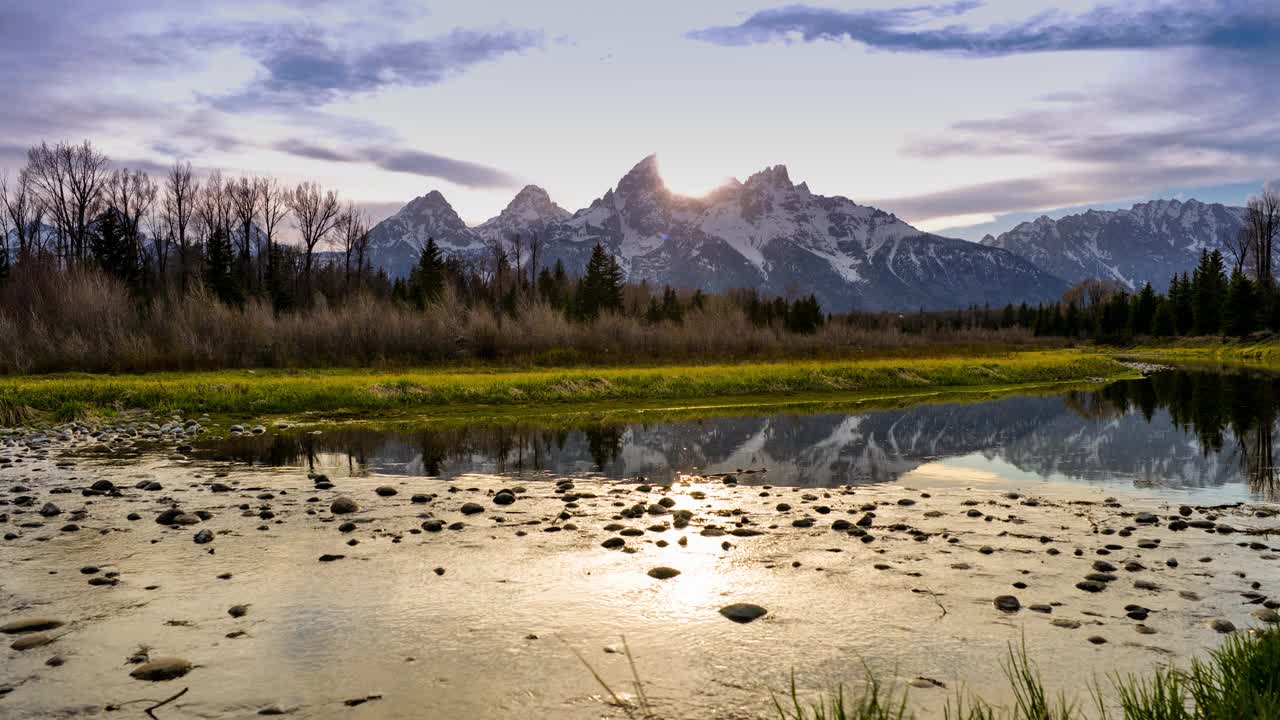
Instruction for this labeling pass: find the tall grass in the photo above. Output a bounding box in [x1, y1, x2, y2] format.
[775, 630, 1280, 720]
[0, 266, 1054, 374]
[0, 350, 1129, 418]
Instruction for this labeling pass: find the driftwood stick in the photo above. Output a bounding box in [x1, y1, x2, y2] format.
[145, 687, 188, 719]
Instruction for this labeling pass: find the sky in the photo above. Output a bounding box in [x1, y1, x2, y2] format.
[1, 0, 1277, 236]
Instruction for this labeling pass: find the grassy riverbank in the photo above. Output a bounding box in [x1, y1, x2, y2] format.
[0, 350, 1131, 424]
[1116, 337, 1280, 366]
[769, 629, 1280, 720]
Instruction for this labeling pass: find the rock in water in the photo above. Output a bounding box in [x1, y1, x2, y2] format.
[330, 497, 358, 514]
[10, 633, 54, 651]
[375, 486, 397, 497]
[130, 657, 192, 681]
[460, 502, 484, 515]
[994, 596, 1021, 613]
[719, 603, 768, 624]
[0, 618, 64, 634]
[39, 503, 61, 517]
[193, 529, 214, 544]
[228, 605, 250, 618]
[647, 567, 681, 580]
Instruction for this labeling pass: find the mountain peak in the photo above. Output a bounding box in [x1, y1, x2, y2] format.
[616, 154, 666, 198]
[481, 184, 570, 231]
[403, 190, 454, 213]
[745, 164, 793, 190]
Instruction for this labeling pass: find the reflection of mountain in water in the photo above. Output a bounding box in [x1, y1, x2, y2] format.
[207, 369, 1280, 499]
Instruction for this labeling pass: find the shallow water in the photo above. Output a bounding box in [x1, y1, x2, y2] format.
[210, 367, 1280, 503]
[2, 367, 1279, 719]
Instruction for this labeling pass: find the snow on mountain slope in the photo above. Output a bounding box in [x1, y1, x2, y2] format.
[982, 199, 1247, 290]
[363, 155, 1067, 310]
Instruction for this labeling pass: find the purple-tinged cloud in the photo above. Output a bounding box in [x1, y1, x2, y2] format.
[688, 1, 1280, 56]
[272, 140, 520, 189]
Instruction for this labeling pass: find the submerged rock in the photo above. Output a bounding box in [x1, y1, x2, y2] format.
[993, 596, 1021, 613]
[647, 567, 681, 580]
[1, 618, 65, 634]
[330, 497, 358, 514]
[10, 633, 55, 651]
[130, 657, 192, 681]
[719, 603, 768, 624]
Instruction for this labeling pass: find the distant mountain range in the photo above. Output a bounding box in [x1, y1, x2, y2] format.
[357, 159, 1256, 309]
[980, 199, 1247, 290]
[363, 156, 1065, 311]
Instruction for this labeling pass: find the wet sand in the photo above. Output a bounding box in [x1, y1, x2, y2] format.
[2, 422, 1279, 719]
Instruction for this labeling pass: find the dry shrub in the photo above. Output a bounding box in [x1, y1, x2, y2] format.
[0, 267, 1045, 374]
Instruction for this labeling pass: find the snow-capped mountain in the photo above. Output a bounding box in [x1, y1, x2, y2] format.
[363, 155, 1067, 310]
[475, 184, 571, 244]
[363, 190, 485, 277]
[981, 199, 1247, 290]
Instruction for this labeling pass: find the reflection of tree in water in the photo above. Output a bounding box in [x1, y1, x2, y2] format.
[585, 426, 624, 471]
[1087, 370, 1280, 501]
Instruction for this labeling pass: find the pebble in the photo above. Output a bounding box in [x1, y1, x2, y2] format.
[330, 497, 358, 514]
[130, 657, 193, 681]
[719, 603, 768, 624]
[993, 596, 1021, 613]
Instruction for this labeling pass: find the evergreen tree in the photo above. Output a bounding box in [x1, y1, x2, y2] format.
[1131, 282, 1157, 336]
[408, 237, 445, 308]
[1192, 250, 1227, 335]
[660, 286, 683, 323]
[1171, 272, 1194, 335]
[1223, 270, 1258, 337]
[644, 297, 662, 325]
[0, 235, 9, 287]
[1152, 299, 1177, 336]
[266, 243, 292, 311]
[203, 226, 241, 305]
[786, 294, 825, 334]
[1063, 302, 1080, 337]
[690, 289, 706, 311]
[575, 243, 624, 320]
[90, 208, 142, 292]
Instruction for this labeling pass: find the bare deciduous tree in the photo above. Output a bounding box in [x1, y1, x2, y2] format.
[1244, 189, 1280, 290]
[337, 204, 369, 290]
[107, 168, 158, 276]
[258, 178, 290, 289]
[164, 161, 199, 291]
[229, 177, 262, 289]
[25, 140, 110, 264]
[1, 170, 44, 262]
[287, 181, 341, 296]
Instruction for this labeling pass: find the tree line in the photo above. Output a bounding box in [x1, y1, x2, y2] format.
[0, 139, 827, 334]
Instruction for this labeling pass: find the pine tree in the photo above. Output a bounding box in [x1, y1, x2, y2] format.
[1172, 272, 1194, 334]
[1131, 282, 1157, 336]
[203, 226, 241, 305]
[1192, 250, 1227, 335]
[1223, 270, 1257, 337]
[90, 208, 142, 292]
[409, 237, 445, 308]
[0, 235, 9, 288]
[575, 243, 624, 320]
[660, 286, 683, 323]
[1152, 299, 1176, 336]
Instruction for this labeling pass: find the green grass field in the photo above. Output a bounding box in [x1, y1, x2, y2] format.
[0, 350, 1132, 426]
[1117, 337, 1280, 366]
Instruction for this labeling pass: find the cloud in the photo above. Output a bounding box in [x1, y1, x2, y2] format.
[215, 26, 543, 108]
[887, 41, 1280, 223]
[688, 1, 1280, 56]
[272, 140, 520, 189]
[870, 163, 1240, 222]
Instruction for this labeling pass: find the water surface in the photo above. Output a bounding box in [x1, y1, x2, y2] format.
[208, 367, 1280, 503]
